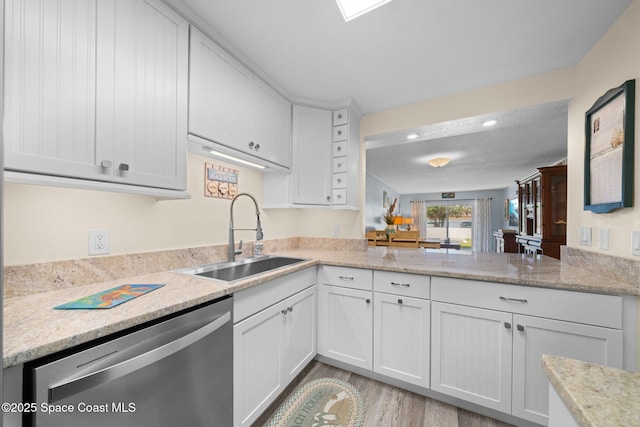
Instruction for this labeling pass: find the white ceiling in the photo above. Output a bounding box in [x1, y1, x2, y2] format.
[169, 0, 632, 193]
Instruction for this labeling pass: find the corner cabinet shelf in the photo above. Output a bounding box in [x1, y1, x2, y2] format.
[516, 165, 567, 259]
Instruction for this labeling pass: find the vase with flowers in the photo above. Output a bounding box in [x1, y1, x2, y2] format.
[382, 197, 398, 234]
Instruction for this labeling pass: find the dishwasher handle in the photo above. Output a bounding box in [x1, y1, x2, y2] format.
[49, 311, 231, 403]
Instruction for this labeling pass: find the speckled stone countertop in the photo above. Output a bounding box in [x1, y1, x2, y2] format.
[542, 354, 640, 427]
[4, 243, 639, 369]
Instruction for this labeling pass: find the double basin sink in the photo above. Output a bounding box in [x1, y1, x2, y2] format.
[173, 255, 307, 283]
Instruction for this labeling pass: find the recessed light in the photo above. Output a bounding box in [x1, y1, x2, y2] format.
[482, 119, 497, 127]
[407, 133, 418, 140]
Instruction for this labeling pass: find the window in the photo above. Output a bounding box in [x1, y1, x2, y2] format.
[424, 202, 473, 251]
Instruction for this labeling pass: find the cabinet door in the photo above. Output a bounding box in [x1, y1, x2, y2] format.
[233, 303, 285, 427]
[251, 78, 292, 168]
[512, 314, 623, 425]
[431, 302, 512, 414]
[291, 106, 332, 205]
[319, 285, 372, 369]
[283, 286, 316, 381]
[4, 0, 99, 179]
[374, 294, 430, 388]
[189, 26, 252, 152]
[103, 0, 188, 190]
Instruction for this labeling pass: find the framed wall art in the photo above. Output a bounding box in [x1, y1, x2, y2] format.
[584, 79, 635, 213]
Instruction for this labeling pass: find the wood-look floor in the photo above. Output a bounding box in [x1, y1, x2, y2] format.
[254, 361, 516, 427]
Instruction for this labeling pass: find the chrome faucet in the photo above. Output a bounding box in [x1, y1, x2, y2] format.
[228, 193, 264, 262]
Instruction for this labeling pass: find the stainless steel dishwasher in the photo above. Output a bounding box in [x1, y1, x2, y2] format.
[24, 296, 233, 427]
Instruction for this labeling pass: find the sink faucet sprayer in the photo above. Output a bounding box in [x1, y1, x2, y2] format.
[228, 193, 263, 262]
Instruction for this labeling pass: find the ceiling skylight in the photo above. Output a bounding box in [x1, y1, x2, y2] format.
[335, 0, 393, 22]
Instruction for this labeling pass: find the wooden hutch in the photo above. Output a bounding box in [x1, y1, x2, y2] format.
[516, 165, 567, 259]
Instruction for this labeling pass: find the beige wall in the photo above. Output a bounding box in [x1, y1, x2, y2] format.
[567, 0, 640, 260]
[4, 152, 364, 266]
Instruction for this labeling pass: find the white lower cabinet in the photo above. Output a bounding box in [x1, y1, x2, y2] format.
[233, 269, 316, 427]
[374, 294, 430, 388]
[431, 276, 624, 426]
[512, 314, 622, 425]
[318, 284, 373, 369]
[431, 302, 513, 413]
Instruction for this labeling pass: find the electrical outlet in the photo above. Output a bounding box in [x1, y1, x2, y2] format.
[89, 230, 111, 256]
[578, 227, 592, 246]
[632, 231, 640, 256]
[599, 228, 609, 250]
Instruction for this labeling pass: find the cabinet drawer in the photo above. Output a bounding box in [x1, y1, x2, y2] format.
[332, 173, 347, 189]
[332, 141, 347, 157]
[373, 271, 430, 299]
[323, 266, 372, 291]
[333, 124, 348, 141]
[332, 156, 347, 173]
[431, 276, 622, 328]
[333, 109, 348, 126]
[332, 189, 346, 205]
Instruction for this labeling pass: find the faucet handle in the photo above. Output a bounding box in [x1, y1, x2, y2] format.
[235, 240, 243, 256]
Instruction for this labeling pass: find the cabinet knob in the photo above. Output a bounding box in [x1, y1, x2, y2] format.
[288, 306, 293, 313]
[326, 195, 331, 201]
[504, 322, 512, 329]
[337, 146, 342, 151]
[281, 309, 288, 315]
[517, 324, 525, 332]
[337, 130, 342, 136]
[100, 160, 112, 168]
[337, 194, 342, 199]
[337, 113, 343, 119]
[337, 163, 342, 168]
[249, 141, 255, 148]
[397, 299, 403, 304]
[255, 143, 260, 151]
[118, 163, 129, 171]
[337, 178, 342, 184]
[365, 298, 371, 304]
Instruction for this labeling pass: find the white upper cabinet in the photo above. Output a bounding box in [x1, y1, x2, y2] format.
[103, 0, 188, 190]
[4, 0, 99, 180]
[4, 0, 188, 191]
[188, 26, 291, 169]
[290, 105, 333, 205]
[188, 26, 251, 152]
[250, 78, 292, 168]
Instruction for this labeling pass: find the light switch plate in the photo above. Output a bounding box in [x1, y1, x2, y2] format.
[579, 227, 592, 246]
[599, 228, 609, 250]
[632, 231, 640, 256]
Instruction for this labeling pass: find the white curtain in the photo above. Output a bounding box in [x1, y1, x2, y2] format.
[411, 200, 427, 239]
[472, 198, 492, 252]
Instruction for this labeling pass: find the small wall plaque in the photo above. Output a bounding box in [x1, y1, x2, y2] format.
[205, 163, 238, 199]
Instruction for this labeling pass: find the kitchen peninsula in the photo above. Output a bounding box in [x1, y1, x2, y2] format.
[3, 238, 639, 427]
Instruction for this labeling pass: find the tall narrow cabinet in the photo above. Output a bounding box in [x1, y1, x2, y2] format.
[516, 165, 567, 259]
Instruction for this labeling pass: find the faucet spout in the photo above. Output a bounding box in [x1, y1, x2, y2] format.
[228, 193, 263, 262]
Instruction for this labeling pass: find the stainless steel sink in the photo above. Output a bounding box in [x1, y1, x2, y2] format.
[173, 255, 307, 283]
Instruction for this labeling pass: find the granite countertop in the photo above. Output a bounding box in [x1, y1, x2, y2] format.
[4, 247, 639, 369]
[542, 354, 640, 427]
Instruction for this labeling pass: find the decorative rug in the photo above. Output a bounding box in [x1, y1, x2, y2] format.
[268, 377, 365, 427]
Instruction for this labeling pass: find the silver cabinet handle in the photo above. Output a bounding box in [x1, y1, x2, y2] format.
[391, 282, 410, 287]
[338, 275, 354, 280]
[337, 178, 342, 184]
[397, 299, 403, 304]
[49, 311, 231, 403]
[281, 309, 288, 315]
[100, 160, 112, 168]
[504, 322, 512, 329]
[517, 324, 525, 332]
[499, 296, 528, 303]
[118, 163, 129, 171]
[365, 298, 371, 304]
[337, 146, 342, 151]
[337, 113, 343, 119]
[248, 141, 255, 148]
[337, 130, 342, 136]
[255, 144, 260, 151]
[288, 306, 293, 313]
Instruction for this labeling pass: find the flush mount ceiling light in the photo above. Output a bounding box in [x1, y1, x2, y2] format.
[482, 119, 497, 127]
[427, 157, 450, 168]
[335, 0, 393, 22]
